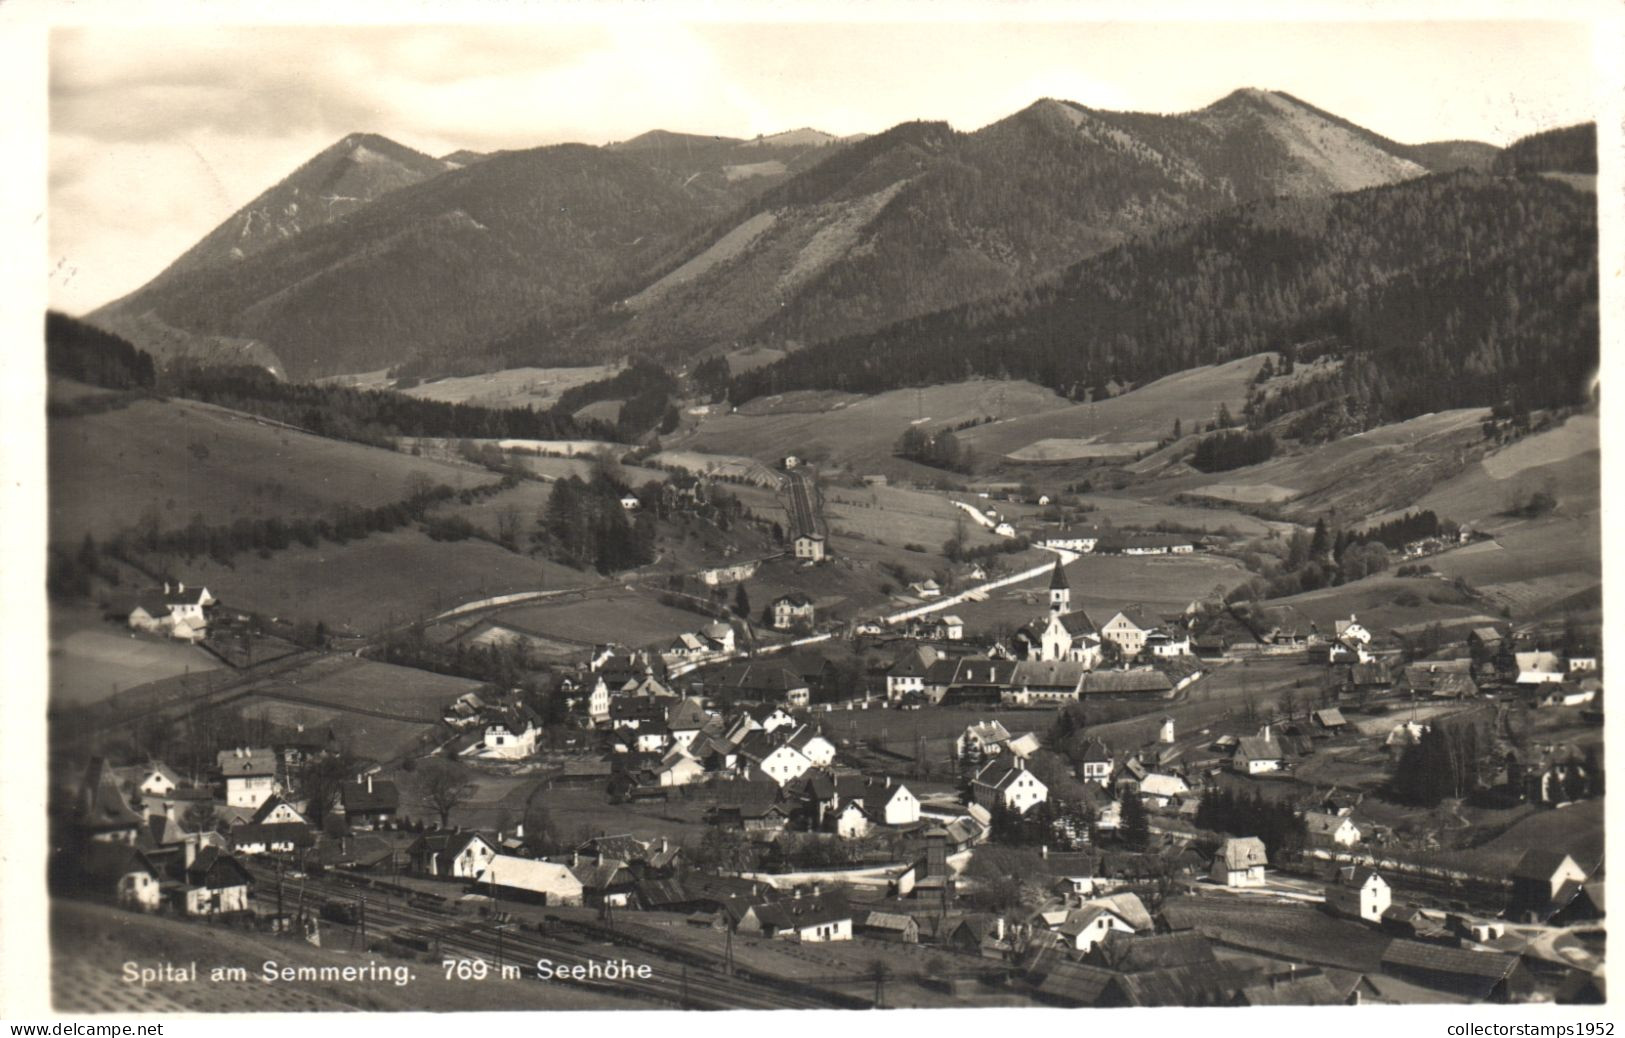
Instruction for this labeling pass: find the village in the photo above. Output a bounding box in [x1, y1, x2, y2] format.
[50, 475, 1606, 1009]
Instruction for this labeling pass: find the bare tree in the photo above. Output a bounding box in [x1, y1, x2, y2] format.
[421, 760, 474, 829]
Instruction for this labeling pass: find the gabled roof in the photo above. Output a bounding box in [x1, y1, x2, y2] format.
[1304, 811, 1356, 836]
[1216, 837, 1268, 869]
[1238, 969, 1349, 1006]
[216, 748, 277, 778]
[973, 757, 1046, 794]
[248, 795, 305, 826]
[1081, 670, 1172, 695]
[1088, 891, 1153, 931]
[1107, 606, 1161, 632]
[1093, 930, 1217, 971]
[473, 855, 582, 895]
[963, 720, 1012, 744]
[1235, 736, 1282, 761]
[1078, 737, 1112, 764]
[1512, 849, 1583, 883]
[1311, 708, 1347, 727]
[340, 778, 399, 813]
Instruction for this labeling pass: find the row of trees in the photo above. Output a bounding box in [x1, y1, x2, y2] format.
[535, 473, 657, 573]
[1188, 429, 1276, 473]
[895, 426, 974, 473]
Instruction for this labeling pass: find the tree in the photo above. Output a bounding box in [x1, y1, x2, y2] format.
[421, 760, 474, 828]
[733, 585, 751, 618]
[867, 959, 892, 1009]
[1276, 687, 1301, 722]
[181, 801, 220, 834]
[297, 750, 357, 828]
[1121, 793, 1150, 849]
[1171, 417, 1182, 440]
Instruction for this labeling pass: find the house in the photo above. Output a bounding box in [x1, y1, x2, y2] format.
[1379, 940, 1531, 1002]
[217, 748, 279, 809]
[665, 697, 711, 749]
[586, 677, 612, 726]
[831, 801, 872, 839]
[1078, 669, 1173, 697]
[80, 843, 163, 912]
[1310, 708, 1348, 733]
[248, 795, 307, 828]
[908, 579, 943, 599]
[702, 661, 811, 708]
[771, 593, 816, 630]
[115, 762, 184, 803]
[619, 494, 640, 511]
[1057, 904, 1137, 953]
[784, 725, 837, 767]
[1325, 868, 1391, 923]
[857, 910, 919, 943]
[1077, 738, 1113, 785]
[177, 848, 252, 917]
[655, 747, 707, 788]
[1040, 526, 1101, 553]
[955, 720, 1013, 758]
[706, 780, 791, 832]
[407, 830, 498, 879]
[1100, 607, 1161, 656]
[1334, 614, 1371, 645]
[1567, 655, 1598, 673]
[1003, 659, 1092, 702]
[1232, 729, 1284, 774]
[472, 855, 584, 906]
[1514, 651, 1566, 685]
[750, 742, 814, 787]
[866, 779, 920, 825]
[571, 858, 638, 907]
[1468, 627, 1505, 658]
[1235, 968, 1359, 1007]
[1385, 720, 1431, 751]
[1210, 837, 1268, 887]
[1138, 772, 1189, 807]
[885, 647, 937, 701]
[1006, 732, 1042, 759]
[793, 533, 826, 562]
[732, 891, 852, 942]
[1400, 662, 1480, 699]
[468, 709, 541, 760]
[1305, 811, 1361, 848]
[339, 775, 399, 828]
[971, 756, 1049, 815]
[1508, 849, 1590, 922]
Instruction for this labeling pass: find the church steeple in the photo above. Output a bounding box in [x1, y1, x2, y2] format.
[1049, 557, 1070, 612]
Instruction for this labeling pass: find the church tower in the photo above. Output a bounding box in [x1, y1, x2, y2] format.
[1049, 557, 1070, 613]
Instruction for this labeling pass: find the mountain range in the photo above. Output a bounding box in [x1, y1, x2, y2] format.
[88, 89, 1568, 384]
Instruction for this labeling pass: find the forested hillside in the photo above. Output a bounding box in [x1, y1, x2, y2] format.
[1491, 122, 1597, 174]
[732, 170, 1597, 425]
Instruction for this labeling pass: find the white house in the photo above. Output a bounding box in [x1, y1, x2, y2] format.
[1057, 905, 1136, 953]
[871, 781, 920, 825]
[468, 715, 540, 760]
[1325, 868, 1391, 923]
[1333, 614, 1371, 646]
[1145, 631, 1192, 657]
[619, 494, 640, 511]
[249, 796, 307, 827]
[1567, 656, 1599, 673]
[1138, 772, 1190, 807]
[793, 533, 826, 562]
[1211, 837, 1268, 887]
[217, 748, 278, 809]
[587, 677, 612, 726]
[832, 801, 871, 840]
[1100, 608, 1160, 656]
[1515, 651, 1567, 684]
[757, 744, 814, 786]
[956, 721, 1013, 758]
[656, 748, 707, 788]
[786, 726, 837, 768]
[1232, 729, 1284, 774]
[771, 593, 816, 630]
[1305, 811, 1362, 848]
[940, 615, 965, 641]
[971, 756, 1048, 815]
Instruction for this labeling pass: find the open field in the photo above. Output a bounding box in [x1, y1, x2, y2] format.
[649, 449, 781, 485]
[1264, 576, 1503, 639]
[493, 590, 710, 649]
[235, 697, 438, 763]
[680, 379, 1072, 472]
[959, 355, 1267, 461]
[1423, 514, 1600, 618]
[574, 399, 624, 423]
[426, 480, 554, 537]
[1160, 895, 1394, 974]
[50, 608, 221, 706]
[1154, 408, 1490, 525]
[825, 484, 1008, 551]
[1062, 495, 1282, 536]
[400, 363, 619, 407]
[48, 385, 486, 543]
[1472, 798, 1605, 870]
[244, 654, 486, 722]
[1005, 438, 1157, 462]
[722, 345, 788, 374]
[50, 901, 641, 1012]
[1183, 482, 1300, 505]
[1390, 414, 1601, 532]
[178, 529, 597, 634]
[947, 552, 1252, 635]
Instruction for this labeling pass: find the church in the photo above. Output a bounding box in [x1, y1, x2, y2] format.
[1009, 558, 1103, 667]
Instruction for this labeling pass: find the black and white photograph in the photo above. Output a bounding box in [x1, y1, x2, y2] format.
[5, 0, 1616, 1020]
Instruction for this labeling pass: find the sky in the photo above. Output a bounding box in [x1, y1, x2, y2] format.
[46, 13, 1608, 314]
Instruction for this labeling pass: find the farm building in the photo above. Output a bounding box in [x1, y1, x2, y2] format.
[472, 855, 584, 906]
[1379, 941, 1531, 1002]
[1232, 730, 1284, 774]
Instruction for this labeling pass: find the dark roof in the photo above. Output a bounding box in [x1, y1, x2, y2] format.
[341, 778, 399, 813]
[1238, 968, 1350, 1006]
[83, 843, 160, 885]
[1512, 849, 1583, 883]
[703, 661, 809, 696]
[1049, 558, 1070, 590]
[743, 891, 851, 931]
[186, 847, 252, 889]
[1381, 940, 1520, 982]
[1032, 961, 1115, 1006]
[1092, 931, 1217, 972]
[773, 592, 814, 607]
[248, 796, 303, 825]
[1081, 670, 1172, 695]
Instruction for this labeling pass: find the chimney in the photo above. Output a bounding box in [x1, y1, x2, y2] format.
[366, 774, 373, 794]
[1041, 844, 1049, 859]
[1262, 724, 1271, 742]
[182, 834, 197, 869]
[994, 917, 1006, 941]
[661, 837, 668, 854]
[178, 582, 186, 594]
[515, 823, 525, 839]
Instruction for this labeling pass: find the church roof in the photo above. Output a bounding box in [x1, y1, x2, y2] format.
[1049, 558, 1070, 591]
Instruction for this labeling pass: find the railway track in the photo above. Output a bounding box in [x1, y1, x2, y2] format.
[249, 865, 842, 1010]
